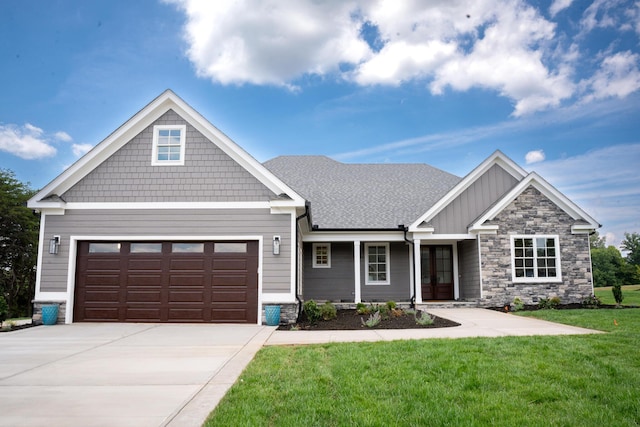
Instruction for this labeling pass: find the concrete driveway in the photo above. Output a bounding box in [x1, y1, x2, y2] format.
[0, 323, 273, 427]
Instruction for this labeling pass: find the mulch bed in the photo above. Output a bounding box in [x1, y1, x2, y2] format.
[277, 309, 460, 331]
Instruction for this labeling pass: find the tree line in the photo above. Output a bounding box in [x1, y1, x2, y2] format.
[590, 231, 640, 287]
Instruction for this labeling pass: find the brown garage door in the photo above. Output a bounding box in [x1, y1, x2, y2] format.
[74, 241, 258, 323]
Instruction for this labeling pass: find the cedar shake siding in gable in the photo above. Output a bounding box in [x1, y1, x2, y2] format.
[39, 209, 292, 294]
[429, 164, 519, 234]
[62, 110, 276, 203]
[478, 186, 593, 306]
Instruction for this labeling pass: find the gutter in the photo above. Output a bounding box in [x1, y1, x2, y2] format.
[401, 225, 417, 309]
[294, 203, 311, 321]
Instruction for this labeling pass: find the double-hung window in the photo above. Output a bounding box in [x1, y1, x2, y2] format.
[511, 235, 561, 282]
[152, 125, 186, 165]
[312, 243, 331, 268]
[365, 243, 390, 285]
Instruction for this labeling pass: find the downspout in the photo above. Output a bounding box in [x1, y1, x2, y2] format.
[401, 225, 417, 309]
[295, 203, 310, 321]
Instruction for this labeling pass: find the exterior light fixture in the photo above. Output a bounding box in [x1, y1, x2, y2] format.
[49, 235, 61, 254]
[273, 235, 281, 255]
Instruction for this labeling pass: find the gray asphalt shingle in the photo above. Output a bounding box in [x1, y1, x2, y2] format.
[264, 156, 461, 229]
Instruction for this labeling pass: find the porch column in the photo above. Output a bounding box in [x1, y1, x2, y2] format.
[413, 239, 422, 304]
[354, 241, 361, 303]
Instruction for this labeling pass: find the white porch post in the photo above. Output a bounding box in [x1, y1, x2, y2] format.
[453, 243, 460, 300]
[354, 241, 361, 303]
[413, 239, 422, 303]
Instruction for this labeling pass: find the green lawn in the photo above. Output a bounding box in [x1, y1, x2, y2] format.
[206, 309, 640, 426]
[594, 285, 640, 306]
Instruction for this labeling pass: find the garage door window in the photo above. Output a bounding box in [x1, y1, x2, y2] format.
[89, 243, 121, 253]
[214, 242, 247, 253]
[172, 243, 204, 253]
[130, 243, 162, 253]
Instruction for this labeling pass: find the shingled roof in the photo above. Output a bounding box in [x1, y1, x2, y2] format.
[263, 156, 461, 229]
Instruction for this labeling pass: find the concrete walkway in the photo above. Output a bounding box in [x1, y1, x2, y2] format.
[266, 308, 603, 345]
[0, 309, 602, 427]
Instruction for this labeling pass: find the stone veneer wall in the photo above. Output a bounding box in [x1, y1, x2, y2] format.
[478, 186, 593, 307]
[262, 302, 299, 325]
[32, 301, 66, 324]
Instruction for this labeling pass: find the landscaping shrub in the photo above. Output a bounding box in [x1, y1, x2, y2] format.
[303, 300, 321, 323]
[385, 301, 397, 311]
[539, 296, 561, 309]
[511, 297, 524, 312]
[612, 284, 624, 305]
[356, 302, 369, 315]
[361, 311, 381, 328]
[320, 301, 337, 321]
[581, 294, 602, 309]
[415, 311, 434, 326]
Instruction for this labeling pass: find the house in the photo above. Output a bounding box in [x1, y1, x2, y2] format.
[28, 90, 600, 325]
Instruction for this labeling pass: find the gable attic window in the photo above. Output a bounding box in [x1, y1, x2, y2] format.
[152, 125, 186, 166]
[511, 235, 562, 283]
[312, 243, 331, 268]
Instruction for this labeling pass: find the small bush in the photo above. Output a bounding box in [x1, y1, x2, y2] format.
[361, 311, 381, 328]
[356, 302, 369, 315]
[415, 311, 434, 326]
[320, 301, 337, 321]
[390, 308, 405, 318]
[539, 296, 561, 309]
[612, 284, 624, 305]
[303, 300, 321, 323]
[404, 308, 416, 316]
[386, 301, 397, 311]
[581, 294, 602, 309]
[511, 297, 524, 312]
[375, 304, 390, 319]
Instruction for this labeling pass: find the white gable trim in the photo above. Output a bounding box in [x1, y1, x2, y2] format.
[408, 150, 527, 232]
[469, 172, 600, 233]
[28, 90, 305, 209]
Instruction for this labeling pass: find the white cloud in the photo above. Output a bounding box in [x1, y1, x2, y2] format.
[582, 51, 640, 102]
[167, 0, 640, 116]
[525, 150, 545, 164]
[72, 143, 93, 157]
[54, 131, 73, 142]
[549, 0, 574, 17]
[0, 123, 57, 159]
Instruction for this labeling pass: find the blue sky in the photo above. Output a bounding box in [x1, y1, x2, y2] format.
[1, 0, 639, 247]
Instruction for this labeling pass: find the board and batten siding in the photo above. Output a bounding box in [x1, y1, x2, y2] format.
[303, 242, 355, 301]
[62, 109, 276, 203]
[429, 164, 520, 234]
[457, 239, 481, 300]
[40, 209, 292, 294]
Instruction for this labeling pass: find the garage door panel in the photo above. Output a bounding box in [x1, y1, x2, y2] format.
[169, 291, 205, 303]
[75, 240, 258, 323]
[170, 259, 205, 270]
[127, 290, 162, 303]
[128, 259, 164, 270]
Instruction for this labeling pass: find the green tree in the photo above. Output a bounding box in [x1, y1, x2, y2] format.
[0, 170, 39, 317]
[621, 232, 640, 266]
[589, 231, 606, 250]
[591, 246, 623, 287]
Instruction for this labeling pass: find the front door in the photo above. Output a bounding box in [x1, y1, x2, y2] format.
[421, 246, 454, 300]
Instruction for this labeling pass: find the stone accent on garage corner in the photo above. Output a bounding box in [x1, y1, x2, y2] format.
[478, 186, 593, 307]
[32, 301, 66, 324]
[262, 302, 299, 325]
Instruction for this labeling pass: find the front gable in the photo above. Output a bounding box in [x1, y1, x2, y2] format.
[28, 90, 305, 210]
[61, 109, 275, 203]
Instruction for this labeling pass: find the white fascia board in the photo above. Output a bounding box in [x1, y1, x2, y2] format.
[33, 292, 68, 302]
[64, 201, 272, 210]
[269, 199, 306, 210]
[469, 172, 601, 231]
[28, 90, 306, 208]
[414, 233, 476, 241]
[303, 231, 406, 242]
[408, 150, 527, 232]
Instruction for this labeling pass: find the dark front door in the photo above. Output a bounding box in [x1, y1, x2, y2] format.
[420, 246, 454, 300]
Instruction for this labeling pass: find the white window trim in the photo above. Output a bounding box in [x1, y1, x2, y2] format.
[510, 235, 562, 283]
[151, 125, 186, 166]
[365, 242, 390, 285]
[312, 243, 331, 268]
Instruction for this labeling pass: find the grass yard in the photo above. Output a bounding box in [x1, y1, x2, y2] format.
[594, 284, 640, 306]
[207, 309, 640, 426]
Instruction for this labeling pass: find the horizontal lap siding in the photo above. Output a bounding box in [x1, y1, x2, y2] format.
[40, 209, 291, 294]
[361, 242, 411, 302]
[303, 242, 354, 301]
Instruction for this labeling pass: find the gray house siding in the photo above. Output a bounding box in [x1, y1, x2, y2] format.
[360, 242, 411, 302]
[430, 164, 519, 234]
[458, 239, 481, 300]
[62, 109, 276, 203]
[303, 242, 354, 301]
[478, 186, 593, 306]
[40, 209, 292, 294]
